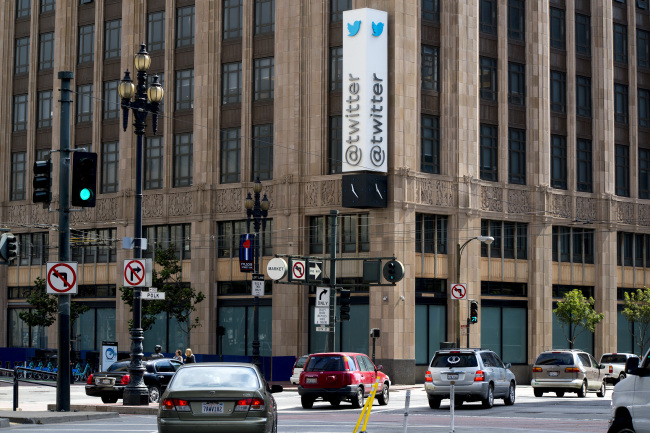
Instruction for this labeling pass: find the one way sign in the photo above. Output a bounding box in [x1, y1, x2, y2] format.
[316, 287, 330, 307]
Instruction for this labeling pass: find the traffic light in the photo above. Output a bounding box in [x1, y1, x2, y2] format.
[340, 289, 351, 321]
[382, 259, 405, 283]
[33, 160, 52, 204]
[71, 152, 98, 207]
[470, 300, 479, 324]
[0, 233, 18, 263]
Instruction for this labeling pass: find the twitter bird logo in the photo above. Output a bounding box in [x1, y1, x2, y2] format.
[372, 22, 384, 37]
[347, 20, 361, 36]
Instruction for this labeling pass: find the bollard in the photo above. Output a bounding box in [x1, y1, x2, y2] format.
[449, 381, 455, 433]
[402, 389, 411, 433]
[13, 368, 19, 411]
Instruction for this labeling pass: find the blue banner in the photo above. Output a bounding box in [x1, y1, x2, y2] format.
[239, 233, 255, 272]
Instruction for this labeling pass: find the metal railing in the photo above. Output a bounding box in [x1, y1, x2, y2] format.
[0, 366, 57, 411]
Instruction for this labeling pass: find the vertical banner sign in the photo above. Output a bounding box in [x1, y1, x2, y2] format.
[342, 8, 388, 173]
[240, 233, 255, 272]
[101, 341, 118, 372]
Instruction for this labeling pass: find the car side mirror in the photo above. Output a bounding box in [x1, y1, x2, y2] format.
[625, 357, 640, 374]
[376, 364, 383, 371]
[504, 363, 512, 369]
[270, 384, 283, 393]
[597, 364, 605, 370]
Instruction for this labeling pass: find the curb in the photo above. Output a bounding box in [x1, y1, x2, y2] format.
[0, 419, 8, 428]
[0, 411, 118, 426]
[47, 404, 158, 415]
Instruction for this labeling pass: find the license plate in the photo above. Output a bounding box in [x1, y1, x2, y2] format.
[548, 371, 559, 377]
[202, 402, 224, 413]
[96, 378, 114, 385]
[306, 377, 317, 384]
[447, 374, 459, 380]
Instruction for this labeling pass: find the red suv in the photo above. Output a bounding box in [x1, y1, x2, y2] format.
[298, 352, 391, 409]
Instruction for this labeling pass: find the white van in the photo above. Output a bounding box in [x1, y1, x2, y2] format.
[609, 348, 650, 433]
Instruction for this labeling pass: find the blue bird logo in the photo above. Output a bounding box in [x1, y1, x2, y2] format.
[372, 22, 384, 37]
[347, 20, 361, 36]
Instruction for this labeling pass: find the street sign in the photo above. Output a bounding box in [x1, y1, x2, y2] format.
[314, 307, 329, 325]
[309, 261, 323, 281]
[266, 257, 288, 280]
[290, 259, 306, 281]
[143, 288, 166, 300]
[252, 273, 265, 297]
[450, 283, 467, 300]
[316, 326, 330, 332]
[316, 287, 330, 307]
[46, 262, 78, 294]
[124, 259, 148, 287]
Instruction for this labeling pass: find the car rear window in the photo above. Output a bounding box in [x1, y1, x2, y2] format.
[430, 353, 478, 368]
[600, 354, 628, 364]
[108, 362, 130, 372]
[170, 366, 259, 391]
[304, 356, 346, 372]
[295, 356, 308, 368]
[534, 353, 574, 366]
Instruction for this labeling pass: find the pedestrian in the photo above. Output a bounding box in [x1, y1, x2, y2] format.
[173, 350, 183, 363]
[151, 345, 164, 358]
[185, 348, 196, 363]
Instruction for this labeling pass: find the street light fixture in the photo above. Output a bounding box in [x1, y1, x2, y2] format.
[244, 177, 269, 369]
[456, 235, 494, 348]
[118, 43, 163, 406]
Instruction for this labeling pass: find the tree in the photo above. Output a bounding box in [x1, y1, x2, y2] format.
[622, 288, 650, 355]
[120, 246, 205, 348]
[553, 289, 604, 349]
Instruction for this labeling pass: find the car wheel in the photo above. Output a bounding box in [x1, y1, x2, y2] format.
[148, 385, 161, 403]
[504, 382, 515, 406]
[608, 415, 636, 433]
[618, 372, 626, 383]
[351, 386, 364, 409]
[577, 380, 587, 398]
[555, 391, 565, 397]
[329, 398, 341, 407]
[597, 381, 606, 398]
[271, 418, 278, 433]
[428, 397, 441, 409]
[300, 396, 314, 409]
[377, 383, 389, 406]
[534, 389, 543, 398]
[454, 397, 463, 407]
[481, 384, 494, 408]
[101, 396, 118, 404]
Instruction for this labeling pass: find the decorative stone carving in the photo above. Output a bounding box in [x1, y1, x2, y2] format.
[169, 193, 193, 216]
[304, 182, 318, 208]
[616, 202, 635, 225]
[416, 179, 456, 207]
[263, 185, 274, 210]
[576, 197, 597, 222]
[284, 174, 293, 184]
[507, 189, 531, 214]
[8, 205, 27, 226]
[30, 204, 50, 226]
[418, 179, 435, 205]
[321, 180, 340, 206]
[397, 167, 411, 177]
[71, 206, 93, 224]
[214, 188, 242, 214]
[552, 194, 572, 219]
[640, 205, 650, 226]
[97, 198, 119, 221]
[480, 186, 503, 212]
[143, 195, 165, 218]
[435, 180, 455, 206]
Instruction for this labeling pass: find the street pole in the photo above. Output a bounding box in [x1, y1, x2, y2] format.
[56, 71, 73, 412]
[328, 210, 338, 352]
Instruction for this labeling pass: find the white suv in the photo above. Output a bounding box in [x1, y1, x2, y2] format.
[608, 348, 650, 433]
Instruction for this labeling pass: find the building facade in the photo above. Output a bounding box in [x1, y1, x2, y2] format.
[1, 0, 649, 384]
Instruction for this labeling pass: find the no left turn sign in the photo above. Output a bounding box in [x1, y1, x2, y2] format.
[450, 283, 467, 300]
[46, 262, 78, 294]
[124, 259, 147, 287]
[291, 260, 306, 281]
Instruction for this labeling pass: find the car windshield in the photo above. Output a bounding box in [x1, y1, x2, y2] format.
[304, 356, 345, 372]
[600, 354, 628, 364]
[534, 353, 574, 366]
[430, 353, 478, 368]
[107, 362, 130, 372]
[170, 366, 259, 390]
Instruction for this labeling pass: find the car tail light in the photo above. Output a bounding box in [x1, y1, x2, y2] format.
[565, 367, 580, 373]
[235, 398, 265, 412]
[120, 375, 130, 385]
[474, 370, 485, 382]
[161, 398, 191, 412]
[343, 357, 350, 371]
[86, 374, 93, 385]
[532, 367, 542, 373]
[609, 366, 613, 374]
[425, 371, 432, 382]
[326, 375, 337, 384]
[250, 398, 265, 411]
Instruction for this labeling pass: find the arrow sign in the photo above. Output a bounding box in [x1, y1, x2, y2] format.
[450, 283, 467, 300]
[46, 262, 78, 294]
[124, 259, 147, 287]
[316, 287, 330, 307]
[309, 261, 323, 281]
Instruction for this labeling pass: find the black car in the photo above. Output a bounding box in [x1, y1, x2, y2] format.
[85, 358, 183, 403]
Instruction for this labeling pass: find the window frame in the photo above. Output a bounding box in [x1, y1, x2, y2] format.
[15, 37, 30, 76]
[329, 116, 343, 174]
[576, 138, 593, 193]
[78, 24, 95, 64]
[173, 133, 193, 188]
[576, 75, 592, 118]
[422, 45, 440, 92]
[103, 80, 119, 120]
[76, 84, 93, 123]
[13, 94, 28, 132]
[253, 57, 274, 101]
[101, 141, 119, 194]
[551, 135, 567, 190]
[175, 69, 194, 111]
[39, 32, 54, 71]
[176, 5, 195, 48]
[254, 0, 274, 35]
[220, 128, 241, 184]
[10, 152, 26, 201]
[480, 123, 498, 182]
[37, 90, 53, 129]
[614, 23, 628, 64]
[640, 148, 650, 199]
[480, 0, 497, 35]
[549, 7, 566, 50]
[508, 128, 526, 185]
[145, 136, 164, 190]
[480, 56, 498, 101]
[222, 62, 242, 105]
[104, 19, 121, 60]
[330, 46, 343, 91]
[421, 115, 440, 174]
[614, 83, 629, 124]
[330, 0, 351, 23]
[147, 11, 166, 52]
[252, 124, 273, 181]
[615, 143, 630, 197]
[507, 0, 525, 41]
[223, 0, 243, 40]
[575, 13, 591, 55]
[508, 62, 525, 106]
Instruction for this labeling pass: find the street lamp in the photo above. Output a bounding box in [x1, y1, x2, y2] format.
[244, 177, 269, 368]
[456, 235, 493, 348]
[118, 43, 163, 406]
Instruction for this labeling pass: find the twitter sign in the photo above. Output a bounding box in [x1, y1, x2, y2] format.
[342, 8, 388, 174]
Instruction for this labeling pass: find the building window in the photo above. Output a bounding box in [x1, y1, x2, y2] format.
[330, 47, 343, 91]
[104, 20, 121, 60]
[143, 224, 192, 260]
[39, 32, 54, 71]
[415, 214, 448, 254]
[639, 29, 650, 69]
[76, 84, 93, 123]
[575, 13, 591, 55]
[422, 45, 440, 92]
[147, 11, 165, 52]
[480, 124, 498, 182]
[614, 23, 628, 64]
[103, 81, 119, 120]
[640, 149, 650, 199]
[549, 7, 566, 50]
[222, 62, 242, 104]
[480, 57, 497, 101]
[481, 220, 528, 259]
[331, 0, 351, 23]
[508, 128, 526, 185]
[576, 76, 592, 117]
[480, 0, 497, 35]
[640, 88, 650, 128]
[71, 228, 117, 264]
[254, 0, 274, 34]
[218, 220, 272, 258]
[551, 135, 567, 189]
[78, 24, 95, 64]
[576, 138, 592, 193]
[176, 5, 195, 47]
[41, 0, 55, 13]
[175, 69, 194, 110]
[37, 90, 53, 128]
[553, 227, 595, 264]
[640, 0, 649, 9]
[481, 281, 527, 296]
[8, 308, 48, 348]
[614, 83, 628, 124]
[422, 0, 439, 22]
[421, 115, 440, 174]
[482, 305, 527, 364]
[174, 133, 193, 187]
[616, 232, 650, 267]
[329, 116, 342, 174]
[10, 152, 26, 201]
[252, 124, 273, 181]
[550, 70, 566, 113]
[309, 214, 369, 254]
[223, 0, 243, 40]
[415, 302, 446, 364]
[508, 62, 525, 106]
[220, 128, 241, 184]
[17, 0, 30, 18]
[145, 136, 164, 190]
[13, 94, 28, 132]
[101, 142, 119, 193]
[254, 57, 274, 101]
[15, 37, 30, 75]
[615, 144, 630, 197]
[508, 0, 525, 41]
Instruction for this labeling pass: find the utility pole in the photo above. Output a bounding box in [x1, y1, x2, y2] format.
[328, 210, 338, 352]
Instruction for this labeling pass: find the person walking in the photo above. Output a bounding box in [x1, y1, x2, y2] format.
[184, 348, 196, 363]
[173, 350, 183, 362]
[151, 345, 164, 358]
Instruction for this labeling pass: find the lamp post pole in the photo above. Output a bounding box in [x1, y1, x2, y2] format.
[118, 44, 164, 406]
[245, 178, 269, 369]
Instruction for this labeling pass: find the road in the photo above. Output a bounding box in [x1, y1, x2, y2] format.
[0, 382, 612, 432]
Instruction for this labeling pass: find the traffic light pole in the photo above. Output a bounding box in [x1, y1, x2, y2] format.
[328, 210, 338, 352]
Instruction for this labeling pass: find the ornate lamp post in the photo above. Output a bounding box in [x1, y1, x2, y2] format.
[118, 43, 164, 406]
[244, 178, 269, 368]
[456, 235, 493, 348]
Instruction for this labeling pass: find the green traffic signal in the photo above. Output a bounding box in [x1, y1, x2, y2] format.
[79, 188, 92, 201]
[71, 152, 97, 207]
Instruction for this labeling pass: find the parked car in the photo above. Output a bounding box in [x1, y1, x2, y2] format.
[600, 353, 640, 384]
[608, 348, 650, 433]
[531, 349, 607, 398]
[157, 362, 283, 433]
[290, 355, 309, 385]
[424, 348, 516, 409]
[298, 352, 390, 409]
[86, 358, 182, 403]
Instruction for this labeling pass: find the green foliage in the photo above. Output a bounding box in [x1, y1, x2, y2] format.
[19, 276, 89, 329]
[553, 289, 604, 349]
[622, 288, 650, 355]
